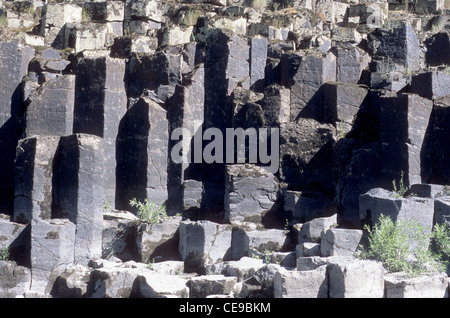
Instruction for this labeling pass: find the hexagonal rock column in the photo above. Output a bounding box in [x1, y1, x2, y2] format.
[52, 134, 104, 266]
[116, 97, 168, 209]
[378, 93, 433, 188]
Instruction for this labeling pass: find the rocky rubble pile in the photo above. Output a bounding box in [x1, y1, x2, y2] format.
[0, 0, 449, 298]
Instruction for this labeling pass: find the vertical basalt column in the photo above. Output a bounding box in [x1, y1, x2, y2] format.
[0, 41, 34, 215]
[167, 66, 205, 215]
[379, 93, 433, 188]
[52, 134, 104, 265]
[74, 55, 127, 208]
[116, 98, 168, 210]
[13, 136, 61, 224]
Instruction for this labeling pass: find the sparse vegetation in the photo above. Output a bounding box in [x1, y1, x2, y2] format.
[129, 198, 167, 224]
[0, 244, 9, 261]
[356, 214, 447, 277]
[391, 171, 409, 198]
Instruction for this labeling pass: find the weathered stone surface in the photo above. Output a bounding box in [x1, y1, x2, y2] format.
[87, 266, 138, 298]
[13, 136, 60, 223]
[284, 190, 336, 224]
[249, 36, 268, 92]
[359, 188, 435, 232]
[296, 242, 321, 257]
[102, 210, 139, 261]
[411, 71, 450, 100]
[49, 264, 91, 298]
[333, 140, 381, 227]
[189, 275, 237, 298]
[320, 228, 363, 257]
[0, 41, 35, 214]
[279, 120, 335, 194]
[378, 93, 433, 188]
[239, 264, 281, 298]
[178, 220, 232, 273]
[327, 257, 385, 298]
[52, 134, 104, 266]
[0, 216, 29, 266]
[231, 223, 290, 260]
[296, 256, 331, 272]
[323, 82, 369, 137]
[368, 20, 420, 72]
[116, 97, 168, 208]
[434, 197, 450, 226]
[287, 52, 336, 121]
[384, 272, 448, 298]
[431, 95, 450, 184]
[135, 216, 181, 263]
[74, 55, 127, 206]
[295, 214, 338, 243]
[273, 266, 328, 298]
[131, 272, 189, 298]
[0, 260, 31, 298]
[257, 85, 290, 126]
[23, 75, 75, 137]
[206, 256, 265, 282]
[30, 218, 76, 294]
[224, 164, 278, 223]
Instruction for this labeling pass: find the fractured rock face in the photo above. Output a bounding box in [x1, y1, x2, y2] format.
[224, 164, 278, 223]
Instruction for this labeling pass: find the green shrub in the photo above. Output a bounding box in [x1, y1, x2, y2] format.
[129, 198, 167, 224]
[356, 214, 446, 277]
[0, 244, 9, 261]
[391, 171, 409, 198]
[432, 223, 450, 261]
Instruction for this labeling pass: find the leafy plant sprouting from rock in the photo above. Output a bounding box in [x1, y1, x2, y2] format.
[0, 244, 9, 261]
[356, 214, 446, 277]
[129, 198, 167, 224]
[391, 171, 410, 198]
[431, 223, 450, 263]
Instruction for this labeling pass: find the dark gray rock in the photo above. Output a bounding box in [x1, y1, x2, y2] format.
[431, 95, 450, 184]
[323, 82, 369, 138]
[13, 136, 60, 223]
[52, 134, 104, 265]
[249, 36, 268, 92]
[0, 41, 35, 215]
[434, 197, 450, 226]
[135, 216, 181, 263]
[0, 260, 31, 298]
[359, 187, 435, 233]
[411, 71, 450, 100]
[273, 266, 328, 298]
[30, 218, 76, 294]
[368, 20, 420, 72]
[320, 228, 363, 257]
[288, 52, 336, 121]
[279, 119, 335, 195]
[178, 220, 232, 274]
[224, 164, 278, 223]
[333, 139, 380, 227]
[189, 275, 237, 298]
[378, 93, 433, 188]
[24, 75, 75, 138]
[284, 190, 336, 224]
[116, 97, 168, 209]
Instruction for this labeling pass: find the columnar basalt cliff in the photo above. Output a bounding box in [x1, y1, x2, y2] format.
[0, 0, 449, 298]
